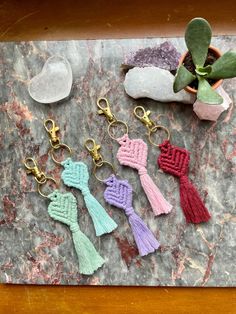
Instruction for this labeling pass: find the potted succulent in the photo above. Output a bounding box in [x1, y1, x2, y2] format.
[173, 17, 236, 106]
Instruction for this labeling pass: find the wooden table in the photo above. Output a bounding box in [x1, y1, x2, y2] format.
[0, 1, 235, 313]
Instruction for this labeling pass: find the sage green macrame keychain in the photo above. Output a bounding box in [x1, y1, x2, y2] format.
[24, 157, 105, 275]
[43, 119, 118, 237]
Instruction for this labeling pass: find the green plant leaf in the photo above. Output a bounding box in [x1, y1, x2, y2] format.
[207, 51, 236, 79]
[173, 65, 196, 93]
[197, 76, 223, 104]
[195, 65, 212, 76]
[185, 18, 212, 67]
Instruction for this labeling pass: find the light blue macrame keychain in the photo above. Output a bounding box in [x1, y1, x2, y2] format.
[24, 157, 104, 275]
[61, 158, 117, 236]
[44, 119, 118, 237]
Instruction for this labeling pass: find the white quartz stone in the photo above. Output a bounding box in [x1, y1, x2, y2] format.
[28, 56, 72, 103]
[124, 67, 196, 104]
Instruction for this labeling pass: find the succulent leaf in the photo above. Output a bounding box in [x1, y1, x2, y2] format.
[185, 18, 212, 67]
[195, 65, 212, 76]
[173, 65, 196, 93]
[197, 76, 223, 104]
[207, 51, 236, 79]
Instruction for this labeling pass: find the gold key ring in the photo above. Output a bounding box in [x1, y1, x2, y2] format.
[148, 125, 170, 147]
[50, 143, 72, 165]
[107, 120, 129, 141]
[93, 160, 116, 182]
[37, 176, 58, 198]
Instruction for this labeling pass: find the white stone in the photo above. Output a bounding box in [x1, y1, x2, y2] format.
[193, 86, 232, 121]
[123, 67, 196, 104]
[28, 56, 73, 104]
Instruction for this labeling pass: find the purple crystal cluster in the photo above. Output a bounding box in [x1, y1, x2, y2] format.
[122, 41, 181, 71]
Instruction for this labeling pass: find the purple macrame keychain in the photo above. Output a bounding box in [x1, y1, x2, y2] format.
[85, 138, 160, 257]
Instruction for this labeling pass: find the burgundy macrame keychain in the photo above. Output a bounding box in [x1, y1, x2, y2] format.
[134, 106, 211, 224]
[96, 97, 172, 216]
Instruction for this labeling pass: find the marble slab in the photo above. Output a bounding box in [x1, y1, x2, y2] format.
[0, 36, 235, 286]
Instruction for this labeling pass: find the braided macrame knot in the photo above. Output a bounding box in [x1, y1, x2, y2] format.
[116, 135, 172, 216]
[124, 207, 135, 217]
[158, 140, 189, 177]
[47, 190, 105, 275]
[103, 175, 160, 257]
[179, 175, 189, 184]
[70, 223, 80, 233]
[138, 167, 147, 176]
[158, 140, 211, 224]
[81, 186, 91, 197]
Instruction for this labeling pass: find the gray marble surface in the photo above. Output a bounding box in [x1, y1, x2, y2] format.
[0, 37, 235, 286]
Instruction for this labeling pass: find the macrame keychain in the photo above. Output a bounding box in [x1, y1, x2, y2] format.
[43, 119, 117, 236]
[23, 157, 104, 275]
[134, 106, 211, 224]
[84, 138, 160, 256]
[96, 97, 172, 216]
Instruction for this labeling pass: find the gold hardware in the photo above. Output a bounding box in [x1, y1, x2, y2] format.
[107, 120, 129, 141]
[24, 157, 46, 184]
[37, 177, 58, 198]
[50, 144, 72, 165]
[96, 97, 129, 140]
[23, 157, 58, 198]
[133, 106, 155, 131]
[134, 106, 171, 146]
[97, 97, 117, 123]
[44, 119, 60, 147]
[148, 125, 170, 147]
[84, 138, 103, 165]
[44, 119, 72, 164]
[84, 138, 116, 181]
[94, 161, 116, 182]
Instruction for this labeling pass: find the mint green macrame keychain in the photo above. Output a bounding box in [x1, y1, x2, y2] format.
[44, 119, 117, 236]
[24, 157, 105, 275]
[48, 190, 105, 274]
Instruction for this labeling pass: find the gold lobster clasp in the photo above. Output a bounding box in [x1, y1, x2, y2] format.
[96, 97, 117, 123]
[84, 138, 103, 165]
[133, 106, 155, 131]
[134, 106, 170, 146]
[44, 119, 60, 147]
[84, 138, 116, 182]
[23, 157, 46, 184]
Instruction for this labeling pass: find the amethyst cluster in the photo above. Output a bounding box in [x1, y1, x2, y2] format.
[122, 41, 181, 72]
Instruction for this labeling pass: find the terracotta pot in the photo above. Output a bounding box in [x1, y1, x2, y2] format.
[179, 45, 223, 94]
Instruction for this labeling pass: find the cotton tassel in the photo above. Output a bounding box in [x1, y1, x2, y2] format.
[158, 140, 211, 224]
[47, 190, 105, 275]
[116, 134, 172, 216]
[61, 158, 118, 236]
[70, 223, 105, 275]
[126, 209, 160, 256]
[179, 176, 211, 224]
[81, 186, 118, 236]
[104, 175, 160, 256]
[138, 167, 173, 215]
